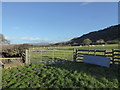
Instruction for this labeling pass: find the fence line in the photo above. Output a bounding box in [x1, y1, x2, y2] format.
[26, 49, 74, 63]
[25, 49, 120, 65]
[75, 49, 120, 64]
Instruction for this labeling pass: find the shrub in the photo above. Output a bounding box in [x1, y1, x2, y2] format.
[1, 44, 32, 63]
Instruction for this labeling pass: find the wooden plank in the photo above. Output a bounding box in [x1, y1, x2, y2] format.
[77, 55, 83, 57]
[105, 52, 113, 54]
[113, 50, 120, 52]
[77, 58, 83, 60]
[113, 54, 120, 56]
[0, 58, 21, 60]
[105, 55, 113, 57]
[95, 50, 106, 52]
[96, 55, 106, 57]
[89, 50, 95, 52]
[77, 53, 88, 54]
[77, 49, 89, 51]
[112, 61, 120, 63]
[113, 57, 120, 59]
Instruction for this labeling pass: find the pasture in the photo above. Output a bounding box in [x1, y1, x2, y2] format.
[31, 44, 119, 50]
[2, 62, 119, 88]
[2, 44, 119, 88]
[27, 44, 119, 64]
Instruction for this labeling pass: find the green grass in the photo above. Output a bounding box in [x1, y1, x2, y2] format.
[31, 44, 119, 50]
[2, 44, 119, 88]
[2, 62, 119, 88]
[29, 44, 119, 63]
[29, 50, 74, 63]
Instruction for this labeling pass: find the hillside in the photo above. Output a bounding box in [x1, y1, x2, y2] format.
[0, 34, 10, 44]
[54, 24, 120, 46]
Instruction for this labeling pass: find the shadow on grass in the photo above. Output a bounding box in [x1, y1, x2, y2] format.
[31, 56, 73, 63]
[31, 55, 119, 81]
[45, 56, 119, 81]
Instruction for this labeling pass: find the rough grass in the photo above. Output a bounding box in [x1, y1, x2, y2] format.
[2, 62, 119, 88]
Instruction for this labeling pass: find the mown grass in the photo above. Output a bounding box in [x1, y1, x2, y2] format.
[2, 61, 119, 88]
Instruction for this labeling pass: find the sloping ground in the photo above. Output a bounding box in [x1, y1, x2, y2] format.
[71, 24, 120, 43]
[54, 24, 120, 45]
[2, 62, 119, 88]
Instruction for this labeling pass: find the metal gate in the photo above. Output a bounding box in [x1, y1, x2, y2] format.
[26, 49, 74, 63]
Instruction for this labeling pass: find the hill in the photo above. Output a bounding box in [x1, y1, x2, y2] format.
[54, 24, 120, 46]
[0, 34, 10, 45]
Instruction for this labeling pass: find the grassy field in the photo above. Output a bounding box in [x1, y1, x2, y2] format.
[2, 44, 119, 88]
[2, 62, 119, 88]
[29, 44, 119, 63]
[31, 44, 119, 50]
[29, 50, 74, 63]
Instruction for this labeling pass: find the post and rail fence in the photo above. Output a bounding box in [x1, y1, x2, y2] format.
[73, 49, 120, 64]
[25, 48, 120, 65]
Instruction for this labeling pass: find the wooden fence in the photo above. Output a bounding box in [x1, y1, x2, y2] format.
[0, 57, 22, 64]
[25, 49, 120, 65]
[74, 49, 120, 64]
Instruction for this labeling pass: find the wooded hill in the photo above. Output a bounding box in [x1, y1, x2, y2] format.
[54, 24, 120, 46]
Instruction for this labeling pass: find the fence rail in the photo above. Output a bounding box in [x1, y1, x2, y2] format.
[0, 57, 22, 65]
[0, 57, 22, 60]
[74, 49, 120, 64]
[25, 49, 120, 65]
[25, 49, 74, 63]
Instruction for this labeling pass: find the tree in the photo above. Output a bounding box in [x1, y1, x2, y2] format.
[83, 38, 92, 45]
[96, 39, 105, 45]
[0, 34, 10, 45]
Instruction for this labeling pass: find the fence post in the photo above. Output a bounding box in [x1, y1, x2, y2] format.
[25, 49, 28, 63]
[53, 50, 54, 62]
[94, 49, 96, 56]
[94, 49, 96, 55]
[112, 49, 114, 65]
[73, 49, 77, 62]
[104, 50, 106, 56]
[29, 49, 31, 63]
[41, 50, 42, 61]
[88, 49, 90, 55]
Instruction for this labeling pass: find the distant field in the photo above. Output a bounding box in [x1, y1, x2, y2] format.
[31, 44, 119, 50]
[2, 62, 119, 88]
